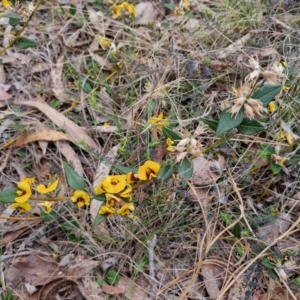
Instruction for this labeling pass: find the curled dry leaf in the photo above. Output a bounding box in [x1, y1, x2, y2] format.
[192, 156, 221, 186]
[55, 141, 83, 176]
[215, 33, 251, 59]
[51, 53, 72, 103]
[13, 130, 69, 147]
[134, 2, 164, 25]
[201, 264, 221, 299]
[14, 98, 100, 152]
[91, 144, 119, 221]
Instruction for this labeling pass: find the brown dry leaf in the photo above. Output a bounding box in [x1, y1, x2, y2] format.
[201, 264, 221, 299]
[67, 260, 101, 278]
[51, 53, 72, 103]
[15, 98, 100, 152]
[215, 33, 251, 59]
[11, 253, 64, 286]
[13, 130, 69, 147]
[80, 275, 104, 300]
[1, 220, 42, 246]
[257, 213, 292, 243]
[192, 156, 221, 186]
[89, 51, 114, 71]
[35, 279, 83, 300]
[55, 141, 83, 175]
[0, 87, 12, 102]
[0, 64, 6, 83]
[189, 186, 211, 208]
[91, 144, 119, 221]
[102, 276, 149, 299]
[134, 2, 164, 25]
[30, 63, 51, 74]
[237, 47, 280, 63]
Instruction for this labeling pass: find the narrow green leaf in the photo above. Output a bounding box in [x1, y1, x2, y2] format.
[0, 188, 17, 203]
[114, 165, 138, 174]
[93, 194, 106, 201]
[287, 155, 300, 165]
[162, 127, 182, 141]
[92, 214, 106, 230]
[69, 4, 76, 15]
[261, 259, 276, 270]
[2, 13, 21, 19]
[164, 3, 175, 10]
[201, 118, 219, 131]
[63, 162, 85, 190]
[106, 270, 121, 285]
[16, 37, 40, 49]
[260, 144, 275, 160]
[158, 165, 174, 182]
[252, 85, 282, 106]
[216, 108, 244, 136]
[270, 162, 282, 174]
[178, 157, 193, 179]
[96, 277, 103, 288]
[237, 118, 266, 134]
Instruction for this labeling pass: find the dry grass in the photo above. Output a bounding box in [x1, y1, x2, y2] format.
[1, 0, 300, 299]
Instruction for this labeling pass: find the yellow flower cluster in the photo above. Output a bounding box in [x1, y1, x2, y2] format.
[11, 176, 90, 213]
[94, 160, 160, 218]
[112, 2, 136, 18]
[174, 0, 191, 15]
[149, 112, 168, 131]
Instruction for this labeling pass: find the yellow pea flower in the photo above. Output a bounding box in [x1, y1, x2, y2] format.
[166, 138, 174, 152]
[95, 175, 127, 194]
[15, 179, 33, 203]
[137, 160, 161, 180]
[38, 201, 53, 213]
[149, 112, 168, 131]
[117, 202, 134, 216]
[268, 101, 276, 113]
[120, 185, 132, 201]
[71, 190, 90, 208]
[10, 202, 32, 212]
[2, 0, 12, 8]
[99, 205, 116, 217]
[36, 178, 59, 194]
[98, 35, 111, 50]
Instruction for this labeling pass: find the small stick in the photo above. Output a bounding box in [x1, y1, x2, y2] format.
[147, 234, 157, 300]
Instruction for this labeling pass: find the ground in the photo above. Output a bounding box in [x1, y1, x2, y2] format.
[1, 0, 300, 299]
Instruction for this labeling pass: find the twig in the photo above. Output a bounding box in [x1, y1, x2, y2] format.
[147, 234, 157, 300]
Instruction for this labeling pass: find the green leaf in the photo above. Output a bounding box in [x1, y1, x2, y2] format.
[231, 223, 242, 239]
[162, 127, 182, 141]
[16, 37, 40, 49]
[270, 162, 282, 174]
[40, 210, 57, 222]
[63, 162, 85, 190]
[178, 157, 193, 179]
[106, 270, 121, 285]
[287, 155, 300, 165]
[260, 144, 275, 160]
[93, 194, 106, 201]
[2, 13, 21, 27]
[201, 118, 219, 131]
[61, 218, 79, 231]
[216, 108, 244, 136]
[92, 214, 107, 230]
[2, 13, 21, 19]
[261, 259, 276, 270]
[158, 165, 174, 182]
[96, 277, 103, 288]
[237, 118, 266, 134]
[69, 4, 76, 15]
[252, 85, 282, 106]
[164, 3, 175, 10]
[0, 188, 17, 203]
[114, 165, 138, 174]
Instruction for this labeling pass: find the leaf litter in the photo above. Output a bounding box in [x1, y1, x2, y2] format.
[1, 0, 300, 299]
